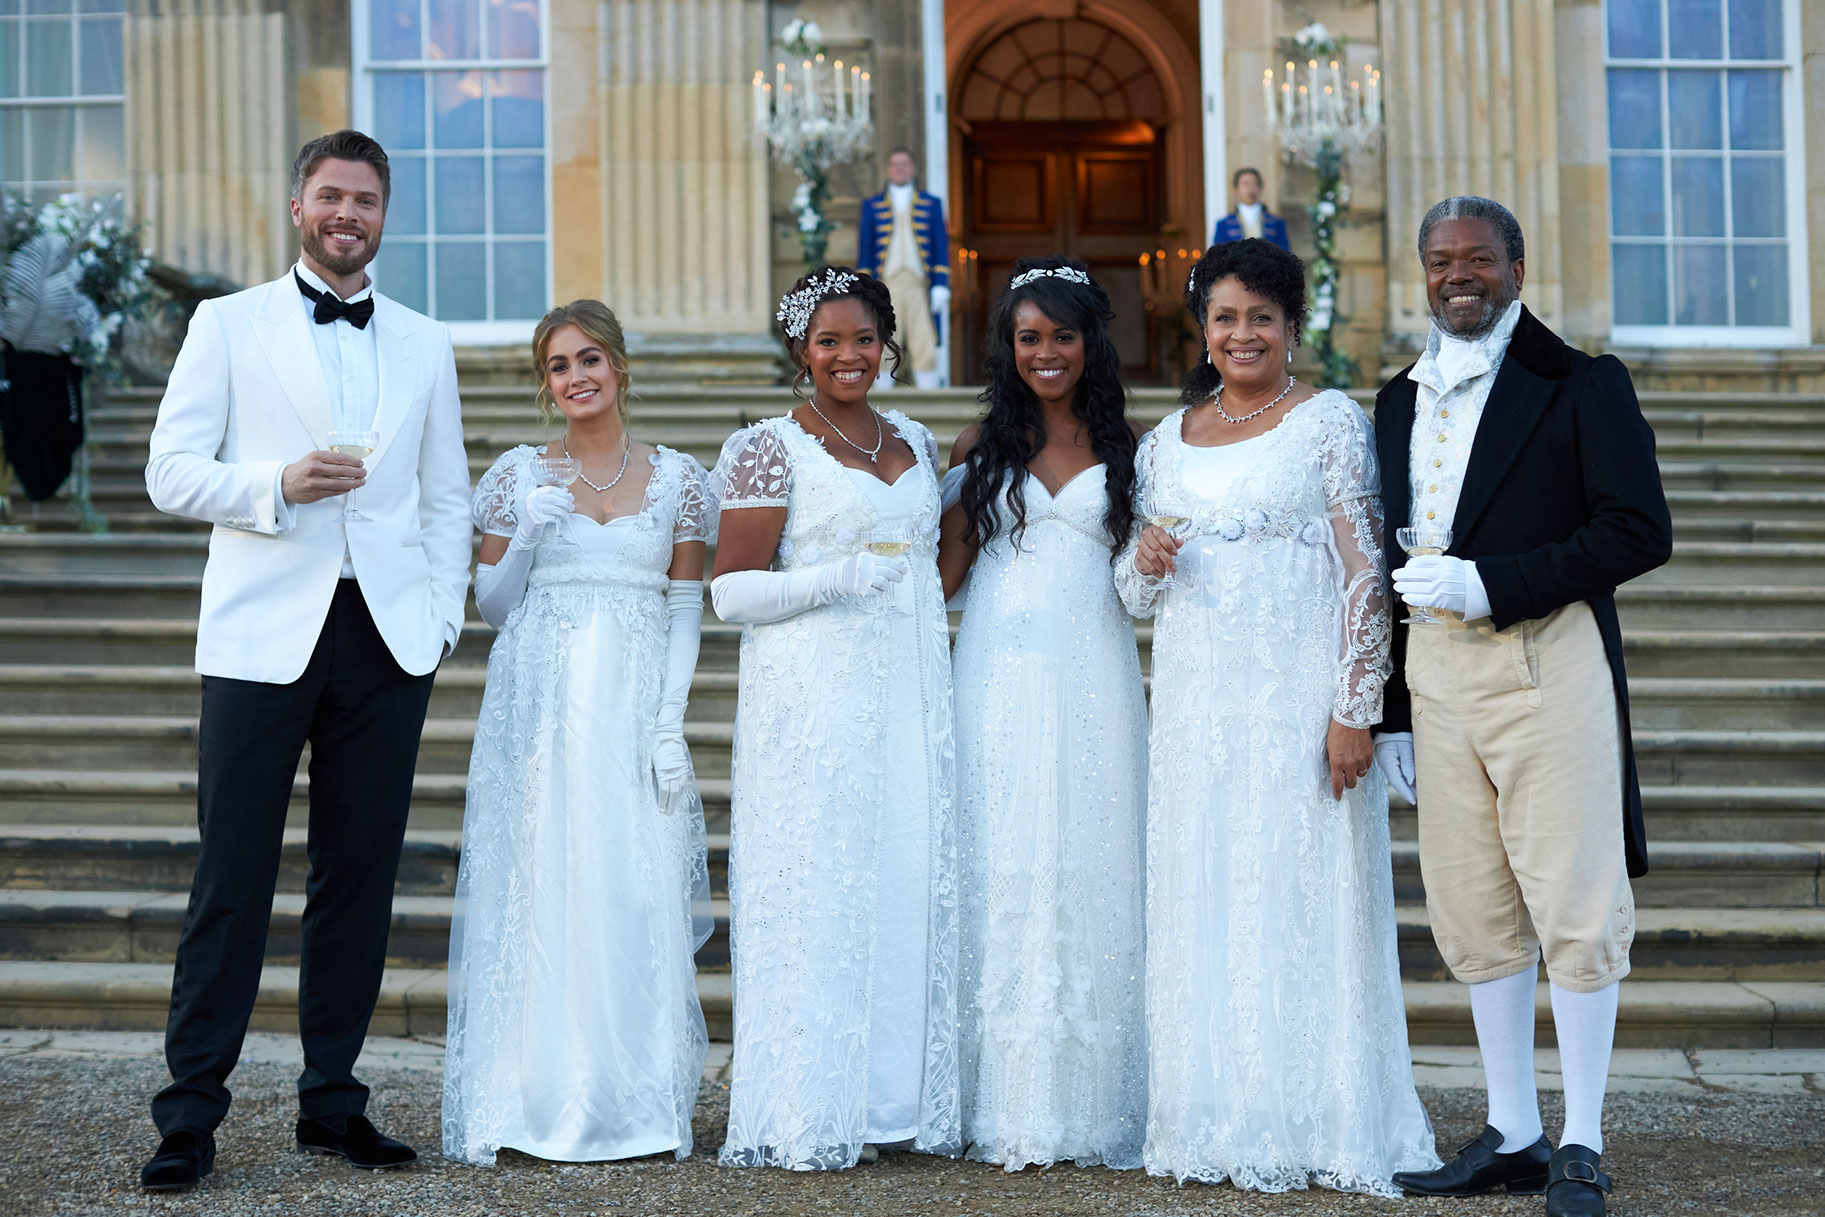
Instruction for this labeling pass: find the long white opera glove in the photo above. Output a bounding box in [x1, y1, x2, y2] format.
[1392, 554, 1492, 621]
[929, 284, 951, 314]
[710, 553, 907, 626]
[471, 484, 574, 630]
[652, 579, 702, 815]
[1374, 731, 1417, 804]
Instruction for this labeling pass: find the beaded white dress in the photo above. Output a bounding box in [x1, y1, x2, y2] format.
[442, 444, 715, 1166]
[1115, 393, 1438, 1195]
[946, 464, 1148, 1170]
[712, 413, 961, 1170]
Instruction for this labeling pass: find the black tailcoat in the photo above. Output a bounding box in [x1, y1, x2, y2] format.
[1374, 306, 1674, 877]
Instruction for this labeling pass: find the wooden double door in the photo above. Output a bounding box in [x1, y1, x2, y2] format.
[956, 120, 1164, 383]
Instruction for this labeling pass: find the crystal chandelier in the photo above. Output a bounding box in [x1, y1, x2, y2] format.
[751, 53, 873, 167]
[1268, 51, 1382, 168]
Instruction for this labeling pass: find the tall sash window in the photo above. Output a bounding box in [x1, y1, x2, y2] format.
[0, 0, 126, 203]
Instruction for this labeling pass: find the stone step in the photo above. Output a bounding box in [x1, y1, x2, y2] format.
[1657, 462, 1825, 492]
[1388, 840, 1825, 908]
[0, 961, 1815, 1047]
[1390, 785, 1825, 843]
[1627, 679, 1825, 730]
[1615, 585, 1825, 630]
[1633, 730, 1825, 785]
[1632, 543, 1825, 586]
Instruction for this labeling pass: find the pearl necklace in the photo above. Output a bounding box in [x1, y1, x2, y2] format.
[1215, 376, 1298, 425]
[564, 438, 631, 492]
[806, 395, 885, 463]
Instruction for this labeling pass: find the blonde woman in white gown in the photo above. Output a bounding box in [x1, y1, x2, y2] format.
[711, 268, 960, 1170]
[443, 301, 715, 1165]
[1119, 241, 1438, 1195]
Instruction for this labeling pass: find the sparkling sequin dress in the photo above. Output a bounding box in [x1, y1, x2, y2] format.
[711, 413, 961, 1170]
[1115, 394, 1438, 1195]
[945, 464, 1148, 1171]
[443, 444, 715, 1165]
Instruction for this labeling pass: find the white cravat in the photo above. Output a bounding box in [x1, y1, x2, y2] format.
[885, 183, 922, 276]
[1407, 299, 1523, 532]
[1237, 202, 1265, 240]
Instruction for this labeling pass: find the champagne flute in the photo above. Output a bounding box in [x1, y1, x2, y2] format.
[326, 429, 379, 522]
[1145, 500, 1192, 589]
[862, 525, 913, 617]
[532, 448, 582, 546]
[1396, 524, 1454, 625]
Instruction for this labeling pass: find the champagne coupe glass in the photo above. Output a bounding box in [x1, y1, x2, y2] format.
[1145, 500, 1192, 589]
[326, 429, 379, 522]
[532, 448, 582, 545]
[1396, 524, 1455, 625]
[862, 525, 914, 617]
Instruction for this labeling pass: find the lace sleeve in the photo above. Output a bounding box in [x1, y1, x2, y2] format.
[1322, 402, 1391, 728]
[672, 452, 718, 544]
[471, 448, 525, 537]
[1114, 430, 1163, 618]
[710, 425, 791, 510]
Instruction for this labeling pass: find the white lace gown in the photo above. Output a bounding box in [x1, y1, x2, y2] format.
[443, 444, 716, 1166]
[946, 465, 1148, 1170]
[1116, 393, 1438, 1196]
[712, 413, 961, 1170]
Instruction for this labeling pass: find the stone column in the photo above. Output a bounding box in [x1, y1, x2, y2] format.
[599, 0, 771, 333]
[1555, 0, 1612, 349]
[125, 0, 292, 286]
[1379, 0, 1564, 345]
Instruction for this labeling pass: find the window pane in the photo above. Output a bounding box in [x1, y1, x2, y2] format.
[26, 0, 72, 12]
[434, 240, 487, 320]
[1607, 70, 1661, 149]
[0, 110, 22, 180]
[1613, 244, 1669, 324]
[372, 72, 426, 149]
[493, 154, 543, 233]
[434, 155, 485, 233]
[0, 1, 17, 14]
[387, 155, 427, 234]
[493, 240, 545, 319]
[1727, 70, 1782, 151]
[375, 241, 428, 315]
[427, 0, 480, 61]
[1667, 0, 1722, 58]
[25, 106, 73, 179]
[75, 103, 122, 181]
[490, 70, 542, 147]
[1730, 156, 1783, 237]
[1733, 243, 1788, 326]
[25, 19, 74, 95]
[1667, 70, 1721, 148]
[78, 16, 122, 94]
[369, 0, 421, 61]
[1611, 155, 1666, 235]
[0, 23, 18, 97]
[1671, 156, 1725, 236]
[488, 0, 540, 58]
[1607, 0, 1660, 57]
[1728, 0, 1781, 59]
[432, 71, 484, 148]
[1673, 243, 1728, 324]
[79, 0, 127, 11]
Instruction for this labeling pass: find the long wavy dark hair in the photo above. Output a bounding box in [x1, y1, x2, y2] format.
[958, 256, 1137, 559]
[777, 266, 904, 396]
[1180, 237, 1309, 405]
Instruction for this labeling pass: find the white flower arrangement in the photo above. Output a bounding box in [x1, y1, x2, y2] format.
[1, 192, 151, 376]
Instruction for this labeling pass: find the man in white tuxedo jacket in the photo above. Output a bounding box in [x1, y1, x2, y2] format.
[138, 130, 471, 1191]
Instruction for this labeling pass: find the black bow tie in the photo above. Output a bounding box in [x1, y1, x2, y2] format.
[295, 271, 375, 329]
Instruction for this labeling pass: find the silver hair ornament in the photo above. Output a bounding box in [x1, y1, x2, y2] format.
[776, 269, 860, 340]
[1009, 266, 1092, 291]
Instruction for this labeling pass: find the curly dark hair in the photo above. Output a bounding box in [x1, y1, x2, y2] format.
[779, 266, 904, 396]
[959, 256, 1137, 559]
[1180, 238, 1308, 406]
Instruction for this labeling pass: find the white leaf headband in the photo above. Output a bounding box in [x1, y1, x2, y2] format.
[1008, 266, 1092, 290]
[776, 269, 860, 340]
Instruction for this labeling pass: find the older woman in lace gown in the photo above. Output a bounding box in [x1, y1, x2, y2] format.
[1118, 240, 1438, 1195]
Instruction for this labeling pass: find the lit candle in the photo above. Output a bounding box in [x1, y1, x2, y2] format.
[1284, 59, 1295, 96]
[861, 71, 871, 123]
[1263, 68, 1276, 124]
[833, 59, 845, 116]
[1282, 81, 1292, 125]
[802, 59, 814, 112]
[1329, 58, 1343, 108]
[1351, 78, 1362, 124]
[775, 61, 785, 98]
[1368, 67, 1380, 123]
[1298, 84, 1308, 125]
[753, 70, 766, 128]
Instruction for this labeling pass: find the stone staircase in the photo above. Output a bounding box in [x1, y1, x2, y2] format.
[0, 375, 1821, 1047]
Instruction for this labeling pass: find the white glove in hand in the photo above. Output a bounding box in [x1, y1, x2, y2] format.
[1374, 733, 1417, 804]
[514, 483, 574, 546]
[1392, 554, 1491, 621]
[830, 552, 907, 598]
[929, 285, 951, 313]
[711, 552, 910, 625]
[652, 735, 693, 813]
[652, 580, 702, 815]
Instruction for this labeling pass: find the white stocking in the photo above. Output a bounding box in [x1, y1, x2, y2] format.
[1550, 979, 1619, 1154]
[1469, 964, 1543, 1151]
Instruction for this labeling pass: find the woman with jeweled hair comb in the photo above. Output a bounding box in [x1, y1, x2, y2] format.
[709, 267, 961, 1169]
[936, 257, 1148, 1171]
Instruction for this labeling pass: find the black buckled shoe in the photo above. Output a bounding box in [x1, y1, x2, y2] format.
[1545, 1144, 1612, 1216]
[296, 1114, 418, 1170]
[140, 1128, 215, 1192]
[1392, 1124, 1552, 1196]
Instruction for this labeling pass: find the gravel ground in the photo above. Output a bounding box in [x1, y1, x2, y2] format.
[1, 1056, 1821, 1217]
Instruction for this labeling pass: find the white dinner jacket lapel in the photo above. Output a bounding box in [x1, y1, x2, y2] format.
[250, 277, 334, 448]
[365, 294, 419, 471]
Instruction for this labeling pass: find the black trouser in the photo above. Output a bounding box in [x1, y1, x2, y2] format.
[152, 580, 436, 1136]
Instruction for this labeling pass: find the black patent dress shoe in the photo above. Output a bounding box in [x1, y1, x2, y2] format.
[140, 1128, 215, 1191]
[1545, 1144, 1612, 1216]
[296, 1114, 418, 1169]
[1392, 1124, 1553, 1196]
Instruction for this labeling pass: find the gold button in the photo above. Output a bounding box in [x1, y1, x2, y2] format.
[1429, 484, 1438, 492]
[1438, 433, 1447, 442]
[1427, 510, 1436, 519]
[1434, 458, 1443, 467]
[1441, 409, 1450, 418]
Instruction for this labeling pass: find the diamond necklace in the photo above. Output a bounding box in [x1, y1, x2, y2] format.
[564, 438, 631, 492]
[805, 395, 885, 463]
[1215, 375, 1298, 425]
